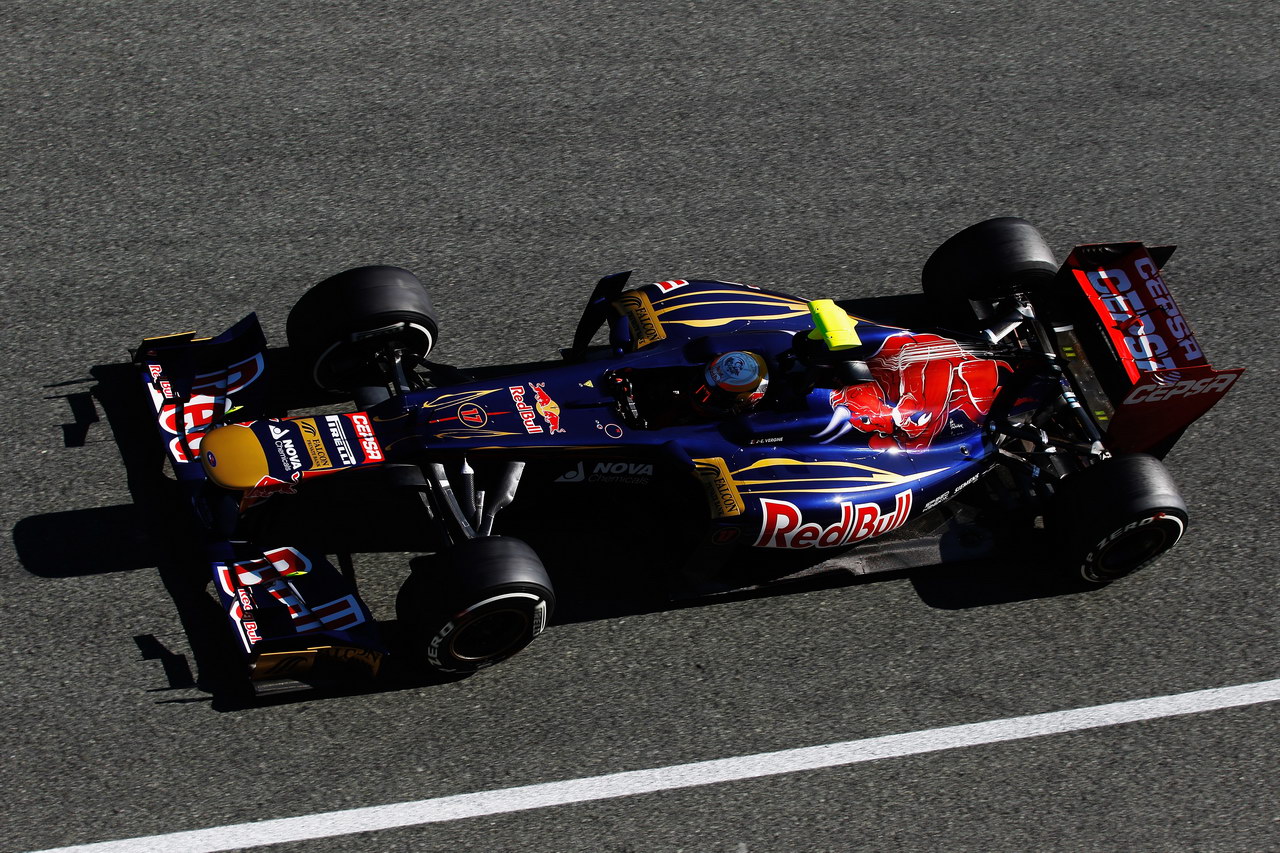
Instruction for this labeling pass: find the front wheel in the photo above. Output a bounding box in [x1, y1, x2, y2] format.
[396, 536, 555, 674]
[286, 265, 439, 394]
[1048, 454, 1188, 585]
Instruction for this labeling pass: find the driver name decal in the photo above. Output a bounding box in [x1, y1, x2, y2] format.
[754, 490, 913, 549]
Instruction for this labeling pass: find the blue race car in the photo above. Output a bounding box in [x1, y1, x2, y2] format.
[134, 218, 1241, 694]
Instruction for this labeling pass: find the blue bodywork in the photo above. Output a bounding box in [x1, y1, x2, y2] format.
[365, 278, 1005, 552]
[135, 275, 1016, 689]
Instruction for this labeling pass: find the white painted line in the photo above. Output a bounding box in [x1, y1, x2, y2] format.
[31, 678, 1280, 853]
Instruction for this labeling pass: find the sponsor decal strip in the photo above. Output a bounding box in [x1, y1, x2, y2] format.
[693, 457, 745, 518]
[1121, 370, 1239, 405]
[754, 490, 913, 549]
[1073, 248, 1208, 381]
[613, 291, 665, 348]
[349, 413, 384, 462]
[508, 385, 544, 434]
[556, 461, 655, 484]
[324, 415, 357, 466]
[32, 679, 1280, 852]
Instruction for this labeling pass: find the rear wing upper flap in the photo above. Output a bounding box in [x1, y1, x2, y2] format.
[1054, 242, 1243, 454]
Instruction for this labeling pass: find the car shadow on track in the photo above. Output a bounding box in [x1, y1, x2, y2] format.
[15, 353, 1090, 710]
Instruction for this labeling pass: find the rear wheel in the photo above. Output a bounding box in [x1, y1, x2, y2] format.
[1048, 454, 1188, 585]
[921, 217, 1058, 327]
[396, 536, 555, 674]
[286, 265, 438, 393]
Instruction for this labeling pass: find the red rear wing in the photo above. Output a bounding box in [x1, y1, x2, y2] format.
[1061, 243, 1243, 453]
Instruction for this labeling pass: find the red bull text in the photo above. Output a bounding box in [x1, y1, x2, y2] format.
[754, 490, 913, 549]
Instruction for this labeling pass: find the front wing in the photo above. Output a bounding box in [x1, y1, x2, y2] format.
[134, 316, 386, 693]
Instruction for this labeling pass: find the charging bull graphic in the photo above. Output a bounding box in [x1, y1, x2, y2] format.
[814, 333, 1010, 450]
[531, 384, 564, 434]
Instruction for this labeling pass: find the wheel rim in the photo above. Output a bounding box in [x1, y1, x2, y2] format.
[313, 322, 435, 390]
[1085, 515, 1185, 582]
[449, 607, 532, 661]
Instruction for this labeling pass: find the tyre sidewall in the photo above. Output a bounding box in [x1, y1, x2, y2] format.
[286, 266, 438, 392]
[1050, 454, 1189, 585]
[425, 587, 551, 673]
[1077, 509, 1187, 584]
[921, 217, 1058, 328]
[397, 537, 555, 674]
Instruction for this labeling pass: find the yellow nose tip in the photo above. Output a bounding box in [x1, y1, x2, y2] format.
[200, 424, 270, 490]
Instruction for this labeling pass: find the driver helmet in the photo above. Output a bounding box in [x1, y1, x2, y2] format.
[696, 351, 769, 413]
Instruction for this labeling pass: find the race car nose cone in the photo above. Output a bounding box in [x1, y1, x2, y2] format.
[200, 424, 270, 490]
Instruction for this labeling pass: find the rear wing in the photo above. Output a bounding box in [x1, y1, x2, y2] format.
[1053, 243, 1243, 454]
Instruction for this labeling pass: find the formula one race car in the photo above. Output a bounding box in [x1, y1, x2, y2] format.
[133, 218, 1241, 695]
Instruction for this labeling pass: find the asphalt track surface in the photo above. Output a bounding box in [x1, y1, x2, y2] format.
[2, 2, 1277, 851]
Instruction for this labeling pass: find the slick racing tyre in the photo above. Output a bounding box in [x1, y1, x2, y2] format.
[287, 265, 438, 393]
[921, 217, 1058, 327]
[396, 536, 555, 674]
[1048, 454, 1189, 585]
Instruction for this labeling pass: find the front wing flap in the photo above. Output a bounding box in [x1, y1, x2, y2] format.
[212, 546, 384, 689]
[133, 314, 270, 480]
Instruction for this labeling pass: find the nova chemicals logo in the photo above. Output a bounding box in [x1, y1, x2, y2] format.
[555, 462, 586, 483]
[556, 461, 653, 485]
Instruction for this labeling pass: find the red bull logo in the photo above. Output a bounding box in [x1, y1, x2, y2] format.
[508, 385, 544, 434]
[754, 490, 913, 549]
[247, 475, 297, 497]
[530, 383, 564, 433]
